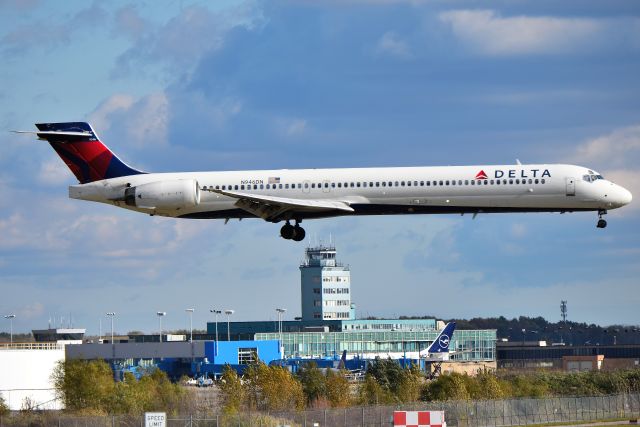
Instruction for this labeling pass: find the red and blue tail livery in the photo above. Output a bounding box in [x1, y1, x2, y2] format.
[31, 122, 144, 184]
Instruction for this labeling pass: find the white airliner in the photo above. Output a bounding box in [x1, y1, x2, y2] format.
[15, 122, 632, 241]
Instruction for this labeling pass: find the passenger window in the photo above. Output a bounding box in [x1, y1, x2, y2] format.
[401, 181, 405, 186]
[356, 182, 361, 187]
[407, 181, 411, 186]
[489, 180, 494, 185]
[458, 180, 462, 185]
[471, 181, 475, 185]
[253, 184, 257, 190]
[509, 179, 513, 185]
[382, 182, 386, 187]
[331, 183, 335, 188]
[260, 184, 264, 189]
[338, 183, 342, 188]
[420, 181, 425, 186]
[285, 184, 289, 189]
[535, 179, 539, 184]
[350, 182, 355, 187]
[241, 185, 245, 190]
[541, 179, 545, 184]
[370, 182, 374, 187]
[484, 181, 488, 185]
[446, 180, 450, 185]
[363, 182, 367, 187]
[221, 185, 225, 190]
[305, 183, 310, 188]
[528, 179, 533, 184]
[215, 185, 220, 190]
[388, 181, 393, 187]
[496, 180, 500, 185]
[452, 180, 456, 186]
[439, 181, 443, 186]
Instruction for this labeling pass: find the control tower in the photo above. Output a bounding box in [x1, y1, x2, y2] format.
[300, 245, 353, 321]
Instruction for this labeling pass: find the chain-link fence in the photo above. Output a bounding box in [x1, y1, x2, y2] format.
[1, 393, 639, 426]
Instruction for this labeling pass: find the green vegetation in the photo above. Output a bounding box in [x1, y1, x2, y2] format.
[52, 359, 185, 415]
[423, 368, 640, 401]
[0, 394, 9, 416]
[49, 357, 640, 417]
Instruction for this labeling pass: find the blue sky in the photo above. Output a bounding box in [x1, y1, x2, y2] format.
[1, 0, 639, 336]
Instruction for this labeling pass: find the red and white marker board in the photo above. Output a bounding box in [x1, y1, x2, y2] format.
[393, 410, 446, 427]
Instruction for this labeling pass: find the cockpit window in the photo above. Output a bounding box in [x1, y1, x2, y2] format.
[583, 174, 605, 182]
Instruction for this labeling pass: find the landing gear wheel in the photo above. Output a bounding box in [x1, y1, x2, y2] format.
[292, 226, 306, 242]
[596, 210, 607, 229]
[280, 222, 294, 239]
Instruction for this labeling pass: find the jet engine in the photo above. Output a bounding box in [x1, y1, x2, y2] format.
[124, 179, 200, 210]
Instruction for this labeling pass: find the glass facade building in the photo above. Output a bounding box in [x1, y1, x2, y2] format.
[255, 328, 496, 361]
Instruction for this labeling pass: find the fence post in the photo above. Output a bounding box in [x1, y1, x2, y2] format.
[344, 407, 347, 427]
[362, 406, 365, 427]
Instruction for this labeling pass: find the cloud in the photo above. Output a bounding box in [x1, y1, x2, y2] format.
[89, 92, 169, 148]
[573, 125, 640, 168]
[439, 10, 640, 56]
[112, 2, 265, 77]
[37, 158, 73, 186]
[0, 1, 108, 56]
[374, 31, 412, 58]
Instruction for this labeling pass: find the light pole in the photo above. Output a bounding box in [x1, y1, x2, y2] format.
[157, 312, 166, 343]
[276, 308, 286, 356]
[106, 312, 115, 344]
[210, 309, 222, 347]
[185, 308, 194, 342]
[4, 315, 16, 345]
[224, 310, 234, 341]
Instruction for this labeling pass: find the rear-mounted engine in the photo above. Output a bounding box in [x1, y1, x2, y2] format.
[124, 179, 200, 210]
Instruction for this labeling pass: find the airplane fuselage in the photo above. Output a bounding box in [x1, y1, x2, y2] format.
[69, 163, 631, 221]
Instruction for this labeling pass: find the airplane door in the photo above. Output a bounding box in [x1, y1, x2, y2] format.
[322, 180, 331, 193]
[566, 177, 575, 196]
[302, 180, 311, 193]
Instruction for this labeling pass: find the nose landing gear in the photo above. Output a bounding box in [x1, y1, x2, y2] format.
[597, 210, 607, 229]
[280, 220, 306, 241]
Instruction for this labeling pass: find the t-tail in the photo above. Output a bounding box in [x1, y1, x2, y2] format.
[14, 122, 144, 184]
[424, 322, 456, 357]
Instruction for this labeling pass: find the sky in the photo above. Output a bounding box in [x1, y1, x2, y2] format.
[1, 0, 639, 336]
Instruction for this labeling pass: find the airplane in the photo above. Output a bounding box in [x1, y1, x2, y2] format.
[420, 321, 456, 362]
[420, 321, 456, 379]
[14, 122, 632, 241]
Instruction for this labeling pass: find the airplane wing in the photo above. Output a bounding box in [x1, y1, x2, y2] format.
[208, 188, 354, 221]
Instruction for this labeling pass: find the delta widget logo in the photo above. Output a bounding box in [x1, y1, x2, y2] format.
[475, 170, 488, 180]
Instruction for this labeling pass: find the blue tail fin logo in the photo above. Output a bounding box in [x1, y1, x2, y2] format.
[427, 322, 456, 354]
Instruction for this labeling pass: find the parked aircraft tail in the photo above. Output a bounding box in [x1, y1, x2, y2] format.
[425, 322, 456, 355]
[14, 122, 144, 184]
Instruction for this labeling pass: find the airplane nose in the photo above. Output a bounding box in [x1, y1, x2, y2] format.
[615, 185, 632, 207]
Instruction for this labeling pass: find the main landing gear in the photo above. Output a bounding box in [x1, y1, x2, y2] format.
[597, 209, 607, 229]
[280, 220, 306, 241]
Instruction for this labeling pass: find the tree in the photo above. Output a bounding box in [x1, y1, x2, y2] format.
[358, 373, 394, 405]
[244, 362, 305, 411]
[325, 369, 351, 407]
[297, 362, 326, 406]
[422, 372, 470, 401]
[0, 394, 9, 416]
[219, 365, 245, 415]
[51, 359, 115, 413]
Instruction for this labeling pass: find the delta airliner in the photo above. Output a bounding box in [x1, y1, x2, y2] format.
[15, 122, 632, 241]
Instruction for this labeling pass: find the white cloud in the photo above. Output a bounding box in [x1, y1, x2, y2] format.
[375, 31, 412, 58]
[439, 10, 640, 56]
[89, 92, 169, 148]
[37, 158, 74, 186]
[573, 125, 640, 168]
